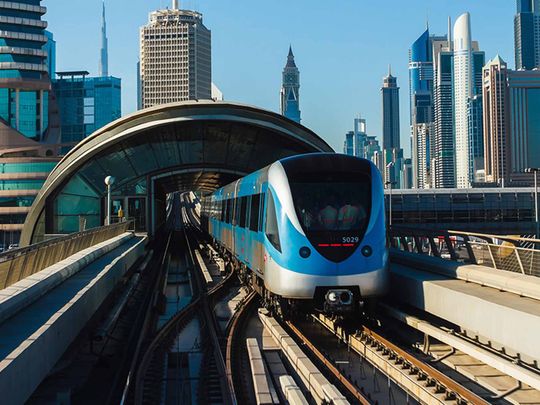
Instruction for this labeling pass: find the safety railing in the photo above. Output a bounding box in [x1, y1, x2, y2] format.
[388, 226, 540, 277]
[0, 220, 135, 290]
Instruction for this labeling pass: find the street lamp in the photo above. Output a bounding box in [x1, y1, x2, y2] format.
[525, 168, 539, 238]
[104, 176, 115, 226]
[385, 162, 396, 228]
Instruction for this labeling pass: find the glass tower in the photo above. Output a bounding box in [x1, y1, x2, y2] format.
[280, 46, 301, 123]
[0, 1, 61, 246]
[381, 66, 400, 151]
[514, 0, 540, 70]
[53, 72, 121, 151]
[0, 0, 51, 141]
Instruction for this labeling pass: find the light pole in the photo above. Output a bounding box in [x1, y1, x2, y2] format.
[385, 161, 395, 228]
[526, 168, 539, 238]
[104, 176, 115, 226]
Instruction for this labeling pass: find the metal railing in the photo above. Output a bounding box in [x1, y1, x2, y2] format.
[0, 220, 134, 290]
[388, 226, 540, 277]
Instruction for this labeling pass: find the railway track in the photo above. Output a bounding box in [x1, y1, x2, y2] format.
[225, 290, 259, 404]
[311, 313, 491, 405]
[128, 197, 247, 405]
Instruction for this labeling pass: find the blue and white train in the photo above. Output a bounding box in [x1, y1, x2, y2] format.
[201, 153, 388, 314]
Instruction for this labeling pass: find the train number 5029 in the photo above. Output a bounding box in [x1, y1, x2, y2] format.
[342, 236, 359, 244]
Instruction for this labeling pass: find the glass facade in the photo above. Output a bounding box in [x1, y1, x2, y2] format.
[41, 120, 311, 236]
[53, 73, 121, 148]
[0, 0, 51, 140]
[387, 189, 536, 234]
[0, 158, 59, 248]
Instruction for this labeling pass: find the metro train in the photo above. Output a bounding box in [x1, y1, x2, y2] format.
[200, 153, 388, 314]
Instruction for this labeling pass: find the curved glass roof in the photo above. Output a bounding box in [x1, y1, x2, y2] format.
[21, 101, 333, 244]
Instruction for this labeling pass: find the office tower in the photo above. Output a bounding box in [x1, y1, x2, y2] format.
[433, 19, 455, 189]
[508, 69, 540, 176]
[482, 56, 510, 185]
[381, 66, 400, 151]
[409, 28, 445, 188]
[0, 0, 61, 245]
[412, 123, 433, 188]
[515, 0, 540, 70]
[43, 31, 56, 78]
[99, 0, 109, 77]
[139, 1, 211, 108]
[453, 13, 485, 188]
[280, 46, 301, 123]
[53, 72, 121, 150]
[343, 131, 354, 156]
[467, 94, 484, 183]
[401, 158, 413, 189]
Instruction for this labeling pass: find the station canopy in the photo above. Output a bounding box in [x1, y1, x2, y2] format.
[21, 101, 333, 245]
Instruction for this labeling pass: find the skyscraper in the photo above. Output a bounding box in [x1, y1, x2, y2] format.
[514, 0, 540, 70]
[280, 46, 301, 123]
[381, 66, 400, 151]
[467, 94, 484, 183]
[139, 1, 211, 108]
[99, 0, 109, 77]
[508, 69, 540, 176]
[433, 20, 455, 189]
[0, 0, 61, 245]
[453, 13, 484, 188]
[409, 28, 445, 188]
[482, 56, 510, 185]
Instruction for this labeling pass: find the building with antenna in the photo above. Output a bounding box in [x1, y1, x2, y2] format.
[139, 0, 211, 108]
[381, 66, 400, 152]
[280, 46, 301, 123]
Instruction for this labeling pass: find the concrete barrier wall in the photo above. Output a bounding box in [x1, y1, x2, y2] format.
[0, 233, 134, 324]
[0, 236, 146, 405]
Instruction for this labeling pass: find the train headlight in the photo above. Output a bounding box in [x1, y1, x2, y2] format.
[327, 292, 338, 303]
[361, 245, 373, 257]
[299, 246, 311, 258]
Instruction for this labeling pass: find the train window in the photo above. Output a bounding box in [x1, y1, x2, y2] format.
[230, 198, 236, 225]
[221, 200, 227, 222]
[225, 199, 231, 223]
[249, 194, 260, 232]
[264, 190, 281, 252]
[239, 197, 248, 228]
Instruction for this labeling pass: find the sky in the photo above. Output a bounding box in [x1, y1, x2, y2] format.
[45, 0, 515, 155]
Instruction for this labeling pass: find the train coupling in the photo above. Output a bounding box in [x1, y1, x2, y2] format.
[324, 289, 354, 313]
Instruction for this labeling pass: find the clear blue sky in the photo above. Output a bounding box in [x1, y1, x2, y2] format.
[45, 0, 514, 155]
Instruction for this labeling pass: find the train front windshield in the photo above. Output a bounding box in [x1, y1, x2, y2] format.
[288, 170, 372, 262]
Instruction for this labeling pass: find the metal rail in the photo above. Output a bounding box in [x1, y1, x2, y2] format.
[389, 226, 540, 276]
[225, 291, 258, 404]
[284, 320, 371, 404]
[0, 220, 134, 290]
[314, 314, 490, 405]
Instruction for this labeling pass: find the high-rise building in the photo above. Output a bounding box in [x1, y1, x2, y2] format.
[409, 28, 445, 189]
[53, 72, 121, 149]
[280, 46, 301, 123]
[139, 1, 211, 108]
[482, 56, 510, 185]
[43, 31, 56, 78]
[381, 66, 400, 151]
[343, 131, 354, 156]
[99, 0, 109, 77]
[433, 20, 455, 189]
[514, 0, 540, 70]
[453, 13, 484, 188]
[508, 69, 540, 176]
[0, 0, 61, 245]
[467, 94, 484, 182]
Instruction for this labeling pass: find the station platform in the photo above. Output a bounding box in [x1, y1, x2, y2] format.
[0, 233, 146, 405]
[389, 251, 540, 365]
